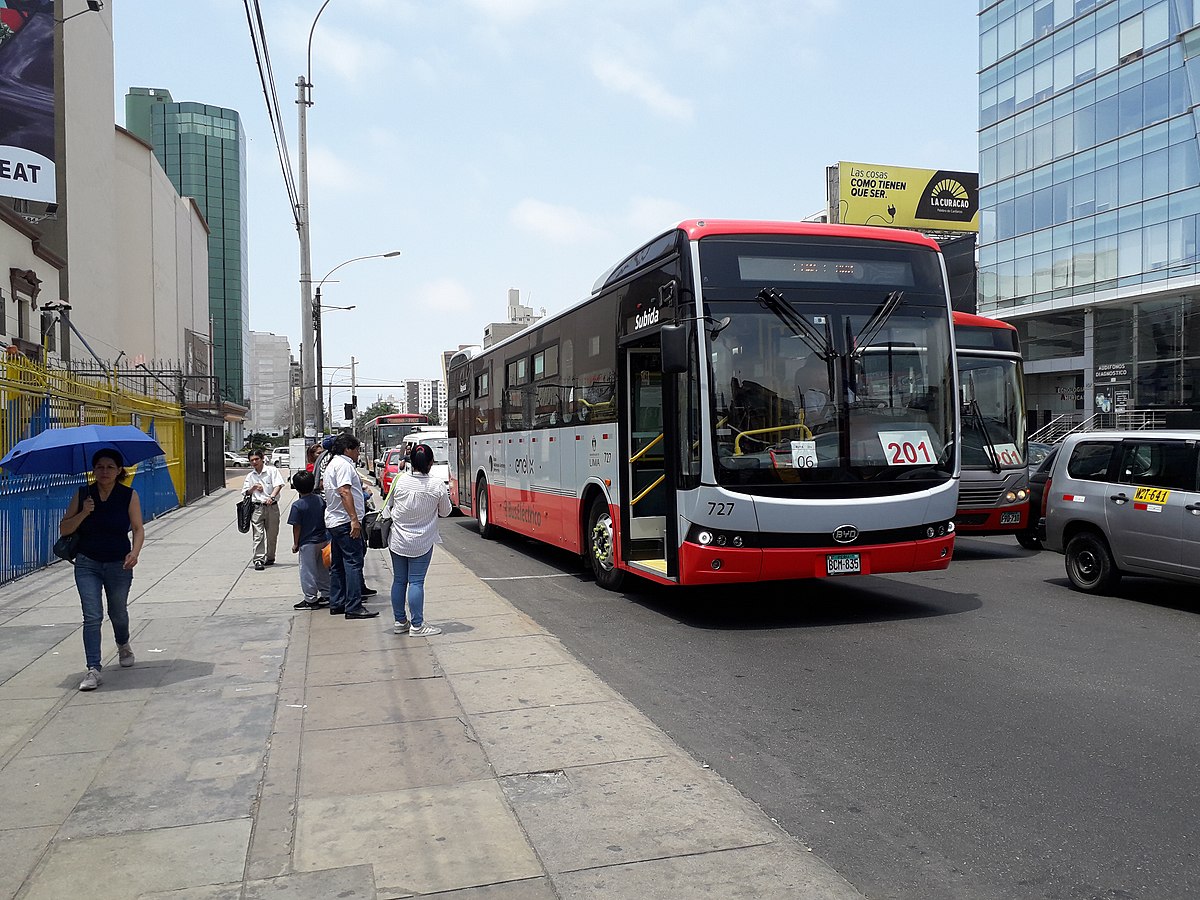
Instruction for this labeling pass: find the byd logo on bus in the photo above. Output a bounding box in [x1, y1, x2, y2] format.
[833, 525, 859, 544]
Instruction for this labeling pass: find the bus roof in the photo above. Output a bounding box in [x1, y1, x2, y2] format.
[675, 219, 942, 250]
[953, 311, 1017, 331]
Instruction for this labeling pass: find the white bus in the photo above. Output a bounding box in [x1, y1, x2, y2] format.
[447, 220, 960, 590]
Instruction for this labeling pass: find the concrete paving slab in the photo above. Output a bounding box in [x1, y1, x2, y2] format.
[18, 697, 143, 757]
[502, 754, 778, 872]
[305, 620, 418, 656]
[471, 700, 677, 775]
[0, 750, 106, 829]
[416, 594, 513, 621]
[214, 597, 304, 617]
[137, 884, 243, 900]
[305, 646, 439, 686]
[304, 676, 459, 731]
[21, 817, 252, 900]
[0, 605, 83, 627]
[0, 696, 59, 756]
[299, 717, 491, 798]
[433, 634, 573, 675]
[0, 824, 55, 899]
[60, 661, 174, 704]
[59, 693, 275, 838]
[240, 865, 378, 899]
[124, 600, 225, 618]
[433, 612, 546, 644]
[419, 878, 558, 899]
[295, 781, 541, 896]
[550, 841, 867, 899]
[446, 663, 618, 715]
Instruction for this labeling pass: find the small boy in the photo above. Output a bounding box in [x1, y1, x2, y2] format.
[288, 470, 330, 610]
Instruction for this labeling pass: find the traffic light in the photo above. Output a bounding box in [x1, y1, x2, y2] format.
[344, 403, 354, 421]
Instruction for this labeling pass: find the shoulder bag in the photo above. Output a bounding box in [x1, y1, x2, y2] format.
[236, 495, 253, 533]
[54, 486, 88, 562]
[365, 510, 391, 549]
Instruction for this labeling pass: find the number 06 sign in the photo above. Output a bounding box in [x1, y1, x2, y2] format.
[878, 431, 936, 466]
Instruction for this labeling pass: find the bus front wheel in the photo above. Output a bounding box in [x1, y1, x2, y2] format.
[586, 497, 625, 591]
[477, 480, 496, 540]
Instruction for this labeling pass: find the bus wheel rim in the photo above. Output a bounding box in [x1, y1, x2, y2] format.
[591, 512, 615, 571]
[478, 486, 488, 527]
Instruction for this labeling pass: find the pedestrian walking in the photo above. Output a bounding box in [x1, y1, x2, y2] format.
[59, 449, 145, 691]
[322, 433, 376, 619]
[243, 450, 284, 570]
[386, 443, 452, 637]
[288, 470, 330, 610]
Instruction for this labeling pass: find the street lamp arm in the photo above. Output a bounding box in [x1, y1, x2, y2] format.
[316, 251, 402, 290]
[306, 0, 336, 88]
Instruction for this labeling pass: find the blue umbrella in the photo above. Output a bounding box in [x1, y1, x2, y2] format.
[0, 425, 165, 476]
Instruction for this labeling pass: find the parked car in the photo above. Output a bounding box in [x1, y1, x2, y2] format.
[1026, 440, 1055, 468]
[224, 451, 249, 467]
[379, 447, 404, 495]
[1044, 431, 1200, 593]
[1015, 445, 1059, 550]
[270, 447, 290, 468]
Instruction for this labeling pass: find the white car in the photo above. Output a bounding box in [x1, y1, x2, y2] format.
[270, 447, 290, 468]
[224, 451, 249, 467]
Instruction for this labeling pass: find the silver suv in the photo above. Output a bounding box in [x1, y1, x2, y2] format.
[1044, 431, 1200, 593]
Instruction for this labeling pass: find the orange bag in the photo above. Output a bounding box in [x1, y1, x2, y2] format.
[320, 542, 331, 569]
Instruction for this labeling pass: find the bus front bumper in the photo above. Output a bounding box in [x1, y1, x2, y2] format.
[677, 534, 955, 585]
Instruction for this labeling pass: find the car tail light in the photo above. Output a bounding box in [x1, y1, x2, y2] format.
[1041, 477, 1052, 517]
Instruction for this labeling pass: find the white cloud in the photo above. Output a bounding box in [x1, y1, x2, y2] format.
[625, 197, 693, 235]
[510, 199, 607, 245]
[414, 278, 476, 313]
[307, 145, 360, 192]
[589, 55, 694, 123]
[464, 0, 560, 22]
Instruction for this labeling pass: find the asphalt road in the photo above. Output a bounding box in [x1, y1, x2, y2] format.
[437, 519, 1200, 900]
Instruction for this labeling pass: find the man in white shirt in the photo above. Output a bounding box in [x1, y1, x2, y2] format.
[322, 434, 376, 619]
[243, 450, 285, 570]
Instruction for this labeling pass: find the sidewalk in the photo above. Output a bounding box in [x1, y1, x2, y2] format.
[0, 482, 865, 899]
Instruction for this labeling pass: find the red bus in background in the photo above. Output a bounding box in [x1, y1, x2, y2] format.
[363, 413, 430, 475]
[953, 311, 1029, 537]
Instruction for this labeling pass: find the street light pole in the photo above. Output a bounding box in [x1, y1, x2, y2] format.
[312, 251, 401, 434]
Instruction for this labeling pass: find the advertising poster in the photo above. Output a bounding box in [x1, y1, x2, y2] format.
[834, 161, 978, 233]
[0, 0, 56, 203]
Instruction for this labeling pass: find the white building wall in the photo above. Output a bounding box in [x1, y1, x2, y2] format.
[248, 332, 292, 434]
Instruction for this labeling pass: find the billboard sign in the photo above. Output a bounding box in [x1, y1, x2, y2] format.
[0, 0, 56, 203]
[833, 162, 978, 233]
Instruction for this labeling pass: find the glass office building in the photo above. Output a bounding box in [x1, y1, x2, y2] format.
[978, 0, 1200, 429]
[125, 88, 249, 405]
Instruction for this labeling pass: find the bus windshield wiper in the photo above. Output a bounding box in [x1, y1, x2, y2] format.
[852, 290, 905, 357]
[968, 397, 1002, 474]
[756, 287, 835, 359]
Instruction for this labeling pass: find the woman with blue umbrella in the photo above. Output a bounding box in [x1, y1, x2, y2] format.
[59, 449, 146, 691]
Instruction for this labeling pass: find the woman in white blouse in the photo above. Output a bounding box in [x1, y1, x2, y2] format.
[385, 443, 452, 637]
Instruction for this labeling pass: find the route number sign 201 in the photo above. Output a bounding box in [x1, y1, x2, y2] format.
[878, 431, 936, 466]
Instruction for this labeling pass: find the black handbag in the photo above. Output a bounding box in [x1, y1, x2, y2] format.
[236, 496, 253, 533]
[365, 511, 391, 549]
[52, 532, 80, 562]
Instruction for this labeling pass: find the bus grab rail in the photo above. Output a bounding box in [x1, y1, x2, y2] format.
[733, 422, 813, 455]
[630, 432, 664, 463]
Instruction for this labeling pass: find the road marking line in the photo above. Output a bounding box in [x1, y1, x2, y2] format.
[479, 573, 575, 582]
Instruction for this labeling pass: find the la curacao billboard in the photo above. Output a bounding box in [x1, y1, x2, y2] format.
[0, 0, 56, 203]
[829, 161, 978, 233]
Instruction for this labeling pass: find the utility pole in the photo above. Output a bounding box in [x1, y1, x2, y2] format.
[296, 75, 315, 437]
[351, 355, 357, 429]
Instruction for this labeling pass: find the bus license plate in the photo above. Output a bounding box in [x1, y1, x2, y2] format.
[826, 553, 860, 575]
[1000, 511, 1022, 525]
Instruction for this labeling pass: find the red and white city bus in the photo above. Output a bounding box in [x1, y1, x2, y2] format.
[363, 413, 430, 475]
[952, 311, 1029, 537]
[447, 220, 961, 589]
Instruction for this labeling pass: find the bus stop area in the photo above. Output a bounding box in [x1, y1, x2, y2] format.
[0, 482, 865, 900]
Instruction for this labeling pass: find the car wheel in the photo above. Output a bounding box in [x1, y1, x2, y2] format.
[586, 496, 625, 591]
[1015, 530, 1042, 551]
[477, 480, 495, 539]
[1065, 532, 1120, 594]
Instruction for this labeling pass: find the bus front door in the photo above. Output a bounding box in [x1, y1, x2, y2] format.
[623, 346, 678, 581]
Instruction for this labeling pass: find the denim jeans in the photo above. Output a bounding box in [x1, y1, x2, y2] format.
[328, 523, 364, 614]
[390, 548, 433, 628]
[74, 554, 133, 671]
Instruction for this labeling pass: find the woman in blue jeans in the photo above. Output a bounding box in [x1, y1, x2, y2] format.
[59, 449, 145, 691]
[385, 443, 452, 637]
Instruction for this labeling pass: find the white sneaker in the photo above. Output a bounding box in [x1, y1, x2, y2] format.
[393, 620, 410, 634]
[79, 668, 102, 691]
[118, 644, 135, 667]
[408, 623, 442, 637]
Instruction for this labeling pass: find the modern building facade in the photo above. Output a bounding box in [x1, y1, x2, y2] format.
[978, 0, 1200, 430]
[248, 332, 293, 436]
[125, 88, 249, 407]
[383, 380, 447, 424]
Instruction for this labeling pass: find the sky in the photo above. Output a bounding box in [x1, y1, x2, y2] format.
[112, 0, 980, 413]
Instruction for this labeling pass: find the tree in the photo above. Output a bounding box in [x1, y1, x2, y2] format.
[424, 407, 441, 426]
[355, 399, 398, 433]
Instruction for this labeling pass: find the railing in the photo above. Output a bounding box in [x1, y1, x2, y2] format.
[0, 355, 185, 584]
[1029, 409, 1176, 445]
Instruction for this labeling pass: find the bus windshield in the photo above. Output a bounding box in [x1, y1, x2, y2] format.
[699, 238, 954, 489]
[959, 356, 1025, 470]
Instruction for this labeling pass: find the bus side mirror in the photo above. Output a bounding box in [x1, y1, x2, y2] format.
[661, 324, 688, 374]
